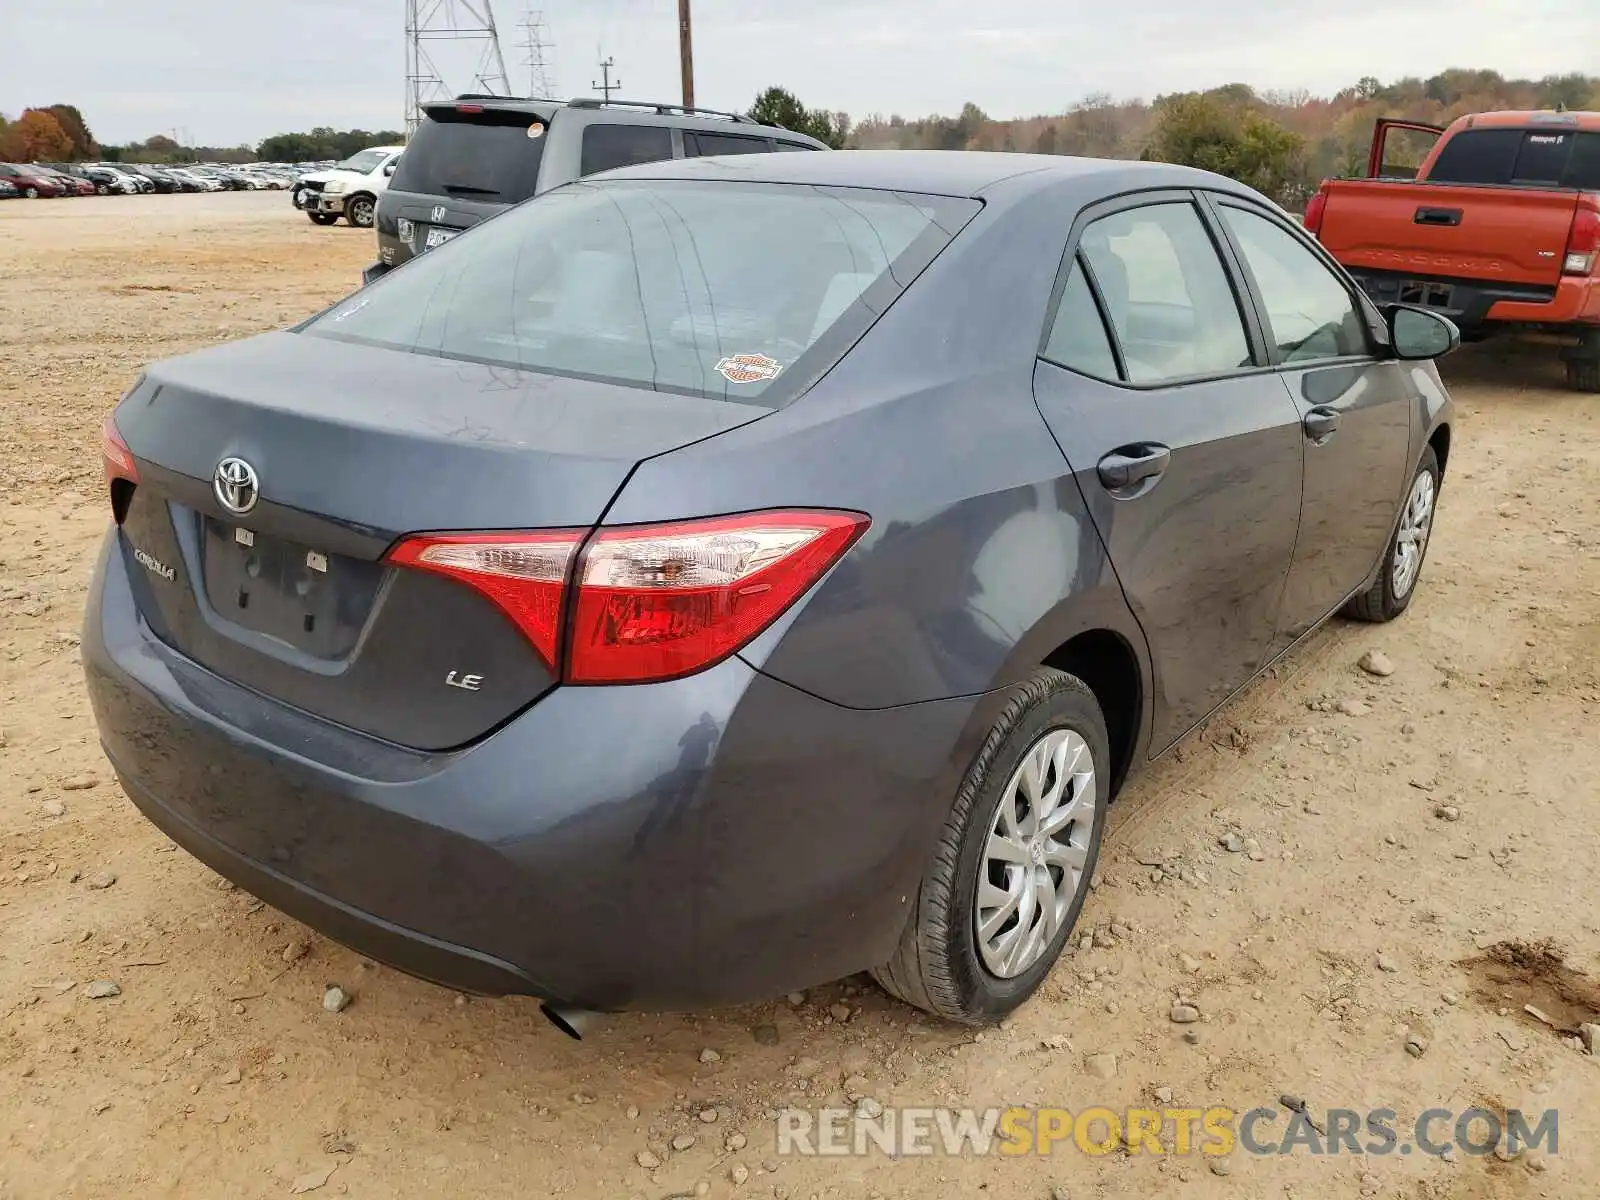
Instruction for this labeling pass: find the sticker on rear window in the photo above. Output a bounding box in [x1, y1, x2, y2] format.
[714, 353, 783, 384]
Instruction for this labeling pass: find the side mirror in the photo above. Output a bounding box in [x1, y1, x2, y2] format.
[383, 161, 397, 176]
[1386, 304, 1459, 361]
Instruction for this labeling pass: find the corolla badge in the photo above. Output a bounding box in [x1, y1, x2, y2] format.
[213, 457, 259, 515]
[133, 548, 175, 581]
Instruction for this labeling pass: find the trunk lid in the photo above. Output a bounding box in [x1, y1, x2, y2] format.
[112, 331, 765, 750]
[1319, 179, 1580, 288]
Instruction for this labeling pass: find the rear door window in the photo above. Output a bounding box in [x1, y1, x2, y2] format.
[685, 132, 774, 157]
[1042, 257, 1120, 381]
[1077, 202, 1253, 385]
[388, 110, 546, 203]
[580, 124, 675, 176]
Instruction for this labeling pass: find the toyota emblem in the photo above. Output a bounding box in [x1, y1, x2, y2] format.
[213, 457, 260, 515]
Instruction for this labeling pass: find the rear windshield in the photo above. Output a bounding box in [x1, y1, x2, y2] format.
[389, 111, 547, 204]
[1429, 127, 1600, 188]
[308, 180, 979, 403]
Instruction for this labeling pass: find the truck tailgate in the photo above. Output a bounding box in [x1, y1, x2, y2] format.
[1319, 181, 1578, 288]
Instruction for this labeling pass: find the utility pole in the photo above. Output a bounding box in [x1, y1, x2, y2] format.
[592, 54, 620, 101]
[677, 0, 694, 110]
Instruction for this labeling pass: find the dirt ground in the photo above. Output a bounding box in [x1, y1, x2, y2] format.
[2, 191, 1598, 1200]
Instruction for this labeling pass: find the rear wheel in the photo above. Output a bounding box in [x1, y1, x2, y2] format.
[308, 212, 338, 226]
[1567, 354, 1600, 394]
[345, 195, 376, 228]
[872, 668, 1108, 1023]
[1344, 445, 1440, 623]
[96, 183, 110, 196]
[24, 187, 38, 199]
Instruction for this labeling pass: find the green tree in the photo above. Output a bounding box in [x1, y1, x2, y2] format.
[256, 128, 406, 161]
[44, 104, 96, 159]
[1538, 73, 1592, 111]
[747, 87, 847, 149]
[1143, 93, 1306, 204]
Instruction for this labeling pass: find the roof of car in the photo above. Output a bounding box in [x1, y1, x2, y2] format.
[594, 149, 1238, 199]
[424, 95, 826, 147]
[1446, 109, 1600, 133]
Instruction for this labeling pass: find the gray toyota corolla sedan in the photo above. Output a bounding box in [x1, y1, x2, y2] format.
[85, 151, 1457, 1032]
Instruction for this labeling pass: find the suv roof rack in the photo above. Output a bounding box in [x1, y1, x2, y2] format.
[565, 97, 755, 124]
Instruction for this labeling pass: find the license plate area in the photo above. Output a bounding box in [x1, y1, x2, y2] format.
[425, 227, 459, 249]
[200, 518, 383, 659]
[1398, 279, 1454, 309]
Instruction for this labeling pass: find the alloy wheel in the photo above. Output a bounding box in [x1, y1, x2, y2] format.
[975, 727, 1099, 979]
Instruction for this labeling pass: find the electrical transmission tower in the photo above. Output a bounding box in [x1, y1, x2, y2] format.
[520, 9, 557, 99]
[405, 0, 514, 136]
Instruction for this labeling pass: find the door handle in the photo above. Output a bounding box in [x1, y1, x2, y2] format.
[1414, 206, 1462, 227]
[1097, 443, 1172, 491]
[1304, 406, 1341, 440]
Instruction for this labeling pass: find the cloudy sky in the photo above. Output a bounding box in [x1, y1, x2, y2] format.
[2, 0, 1594, 147]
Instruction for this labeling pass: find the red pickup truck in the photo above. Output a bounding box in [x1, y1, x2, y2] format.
[1304, 110, 1600, 391]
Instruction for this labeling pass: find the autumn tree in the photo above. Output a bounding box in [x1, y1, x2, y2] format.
[5, 109, 76, 161]
[747, 87, 847, 149]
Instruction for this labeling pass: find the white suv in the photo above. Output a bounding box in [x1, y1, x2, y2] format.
[292, 146, 404, 228]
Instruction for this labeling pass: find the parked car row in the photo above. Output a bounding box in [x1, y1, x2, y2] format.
[0, 161, 306, 199]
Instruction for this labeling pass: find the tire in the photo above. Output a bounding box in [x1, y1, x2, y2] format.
[1567, 357, 1600, 394]
[1344, 445, 1440, 623]
[345, 194, 375, 228]
[872, 667, 1109, 1023]
[24, 187, 38, 199]
[96, 184, 109, 196]
[308, 212, 339, 226]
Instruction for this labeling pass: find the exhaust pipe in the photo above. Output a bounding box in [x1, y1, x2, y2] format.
[541, 1001, 604, 1040]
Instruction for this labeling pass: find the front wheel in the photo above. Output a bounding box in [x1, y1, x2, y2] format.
[1344, 445, 1440, 623]
[308, 212, 339, 226]
[345, 195, 375, 228]
[24, 187, 38, 199]
[873, 667, 1108, 1023]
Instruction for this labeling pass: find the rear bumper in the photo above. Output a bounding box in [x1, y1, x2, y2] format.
[1350, 268, 1600, 333]
[83, 530, 983, 1010]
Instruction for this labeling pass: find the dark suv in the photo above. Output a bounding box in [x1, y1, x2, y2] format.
[365, 96, 827, 283]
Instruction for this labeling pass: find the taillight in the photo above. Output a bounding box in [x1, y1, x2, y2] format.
[568, 510, 869, 684]
[386, 531, 584, 670]
[1563, 194, 1600, 275]
[101, 415, 138, 485]
[1303, 183, 1330, 238]
[457, 103, 484, 114]
[386, 510, 869, 685]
